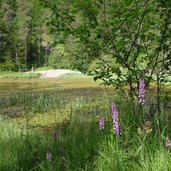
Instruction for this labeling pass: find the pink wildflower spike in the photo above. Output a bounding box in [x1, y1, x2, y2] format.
[165, 137, 171, 147]
[46, 151, 52, 161]
[112, 103, 121, 135]
[46, 144, 52, 161]
[138, 79, 145, 105]
[99, 117, 105, 130]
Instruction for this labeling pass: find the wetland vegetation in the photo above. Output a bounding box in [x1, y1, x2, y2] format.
[0, 75, 170, 171]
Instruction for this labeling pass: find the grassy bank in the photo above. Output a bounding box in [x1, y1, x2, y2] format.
[0, 71, 41, 78]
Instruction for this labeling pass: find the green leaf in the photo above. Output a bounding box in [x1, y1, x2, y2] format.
[125, 0, 133, 6]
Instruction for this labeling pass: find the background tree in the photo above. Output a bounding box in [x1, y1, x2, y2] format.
[43, 0, 171, 122]
[0, 0, 16, 70]
[0, 0, 56, 70]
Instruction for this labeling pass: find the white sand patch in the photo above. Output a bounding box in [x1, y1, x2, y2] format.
[34, 69, 81, 78]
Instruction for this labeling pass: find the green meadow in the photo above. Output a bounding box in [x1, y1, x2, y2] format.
[0, 74, 171, 171]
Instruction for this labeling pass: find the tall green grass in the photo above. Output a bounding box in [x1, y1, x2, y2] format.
[0, 87, 170, 170]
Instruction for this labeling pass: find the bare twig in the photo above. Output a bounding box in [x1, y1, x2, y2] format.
[124, 0, 149, 62]
[146, 9, 170, 87]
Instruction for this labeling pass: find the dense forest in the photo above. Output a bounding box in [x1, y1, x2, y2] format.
[0, 0, 171, 78]
[0, 0, 97, 71]
[0, 0, 53, 70]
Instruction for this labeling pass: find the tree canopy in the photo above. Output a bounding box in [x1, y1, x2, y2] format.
[0, 0, 171, 87]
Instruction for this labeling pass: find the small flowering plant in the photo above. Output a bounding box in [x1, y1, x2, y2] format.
[165, 137, 171, 147]
[47, 151, 52, 161]
[138, 79, 145, 105]
[112, 103, 121, 135]
[99, 117, 105, 130]
[137, 121, 152, 135]
[46, 144, 52, 161]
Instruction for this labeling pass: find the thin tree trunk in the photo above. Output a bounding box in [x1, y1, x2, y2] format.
[15, 43, 20, 71]
[45, 47, 48, 67]
[25, 40, 27, 68]
[15, 44, 18, 62]
[38, 38, 41, 66]
[156, 73, 161, 118]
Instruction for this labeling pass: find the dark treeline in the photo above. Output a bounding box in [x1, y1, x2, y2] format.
[0, 0, 93, 71]
[0, 0, 53, 70]
[0, 0, 171, 77]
